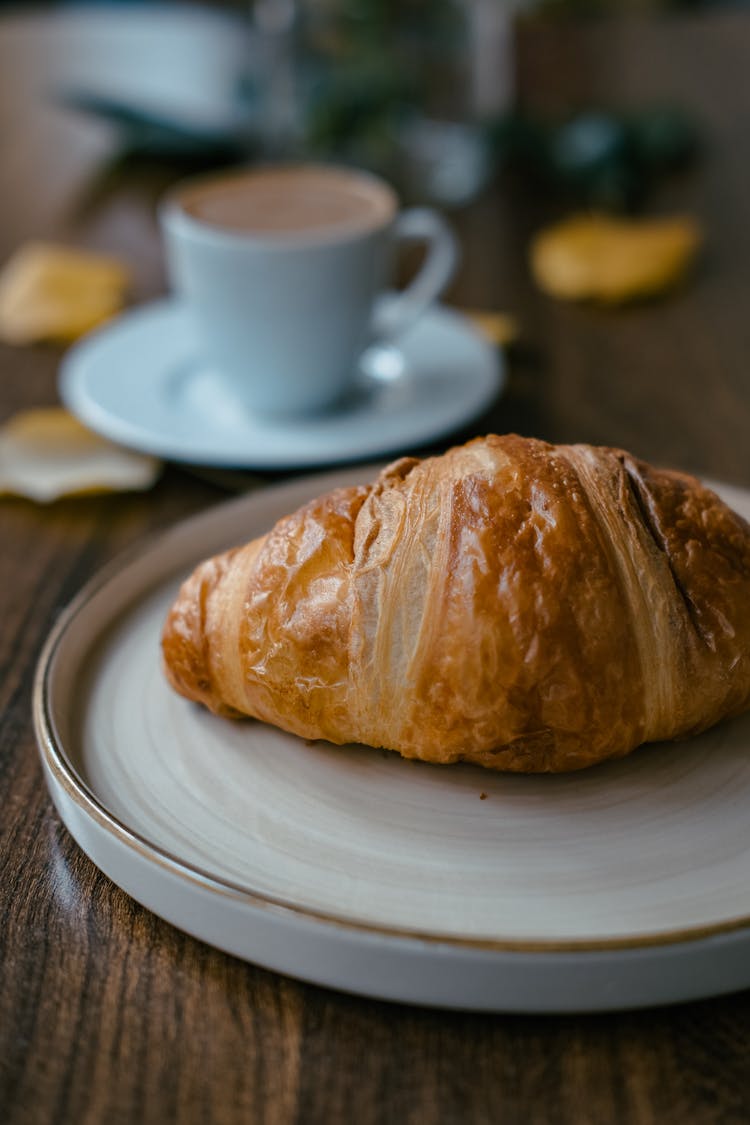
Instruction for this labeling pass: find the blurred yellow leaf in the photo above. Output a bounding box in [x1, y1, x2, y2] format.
[530, 214, 701, 304]
[0, 242, 129, 345]
[462, 309, 520, 347]
[0, 408, 160, 502]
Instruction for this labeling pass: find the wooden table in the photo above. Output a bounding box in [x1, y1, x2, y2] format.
[2, 9, 749, 1123]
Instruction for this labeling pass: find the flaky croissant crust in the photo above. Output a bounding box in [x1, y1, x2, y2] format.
[162, 435, 750, 772]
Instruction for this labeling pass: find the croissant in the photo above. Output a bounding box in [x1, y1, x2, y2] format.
[161, 434, 750, 772]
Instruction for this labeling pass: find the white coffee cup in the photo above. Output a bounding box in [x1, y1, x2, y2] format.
[160, 164, 458, 416]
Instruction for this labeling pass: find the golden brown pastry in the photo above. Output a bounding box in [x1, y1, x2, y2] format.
[161, 435, 750, 772]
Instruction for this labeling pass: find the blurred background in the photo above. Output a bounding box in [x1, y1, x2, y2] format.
[4, 0, 747, 458]
[0, 0, 724, 218]
[2, 0, 748, 470]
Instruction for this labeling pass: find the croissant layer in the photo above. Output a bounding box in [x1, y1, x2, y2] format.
[161, 435, 750, 772]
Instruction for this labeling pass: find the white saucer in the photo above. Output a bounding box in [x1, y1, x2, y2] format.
[60, 298, 503, 469]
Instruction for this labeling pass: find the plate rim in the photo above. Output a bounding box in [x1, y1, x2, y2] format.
[33, 466, 750, 956]
[58, 297, 504, 469]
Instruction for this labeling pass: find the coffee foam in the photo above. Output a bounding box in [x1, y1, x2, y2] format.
[178, 166, 396, 236]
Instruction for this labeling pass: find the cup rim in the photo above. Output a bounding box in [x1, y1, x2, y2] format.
[159, 162, 400, 250]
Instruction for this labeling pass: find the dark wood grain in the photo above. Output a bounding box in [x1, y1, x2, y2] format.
[2, 9, 750, 1125]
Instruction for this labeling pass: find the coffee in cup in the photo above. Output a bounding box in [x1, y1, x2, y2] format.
[178, 165, 395, 236]
[161, 164, 458, 416]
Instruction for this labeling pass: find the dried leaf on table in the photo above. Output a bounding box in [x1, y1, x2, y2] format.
[0, 243, 130, 345]
[461, 309, 520, 347]
[0, 408, 161, 502]
[530, 214, 701, 304]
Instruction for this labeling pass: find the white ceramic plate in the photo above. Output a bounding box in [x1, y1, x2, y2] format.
[59, 298, 503, 469]
[34, 469, 750, 1011]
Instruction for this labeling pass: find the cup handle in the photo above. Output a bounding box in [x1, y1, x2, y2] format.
[372, 207, 459, 341]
